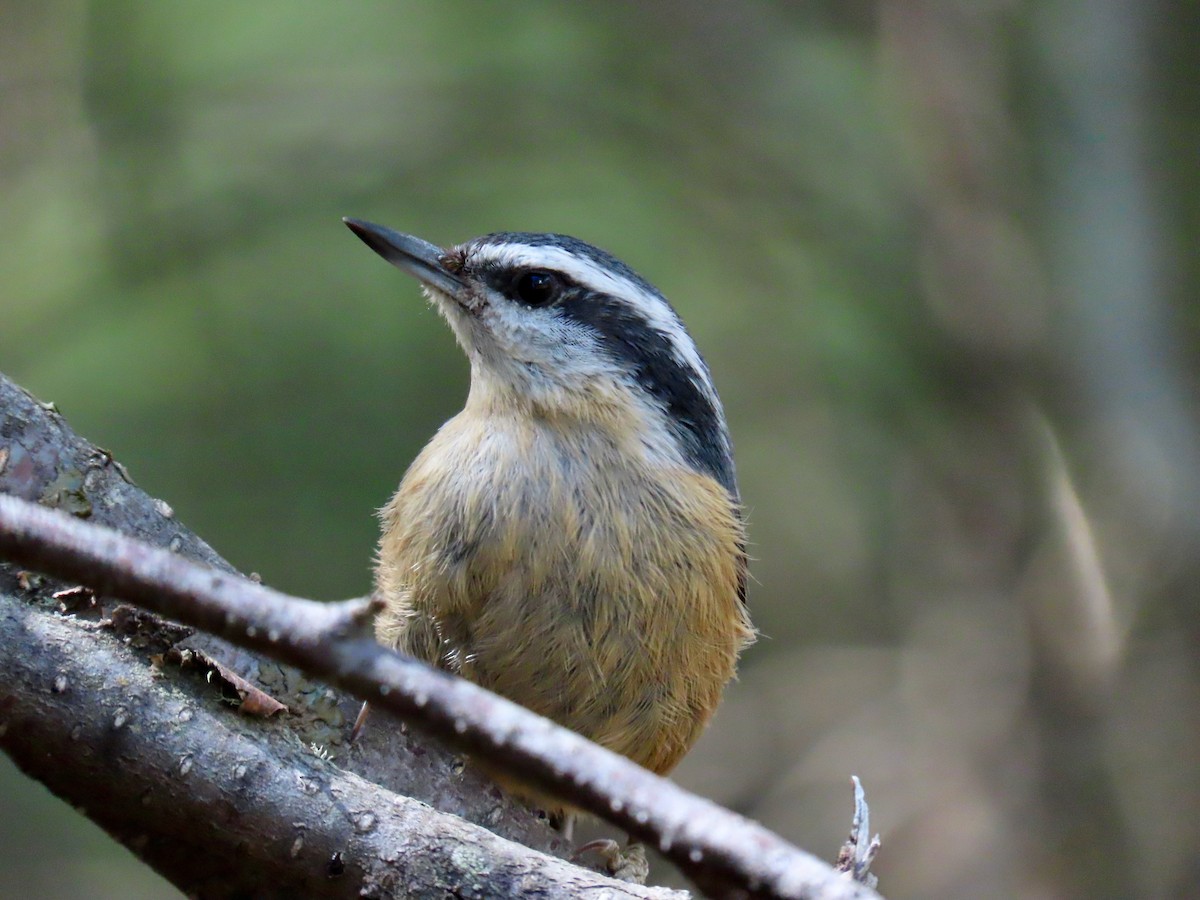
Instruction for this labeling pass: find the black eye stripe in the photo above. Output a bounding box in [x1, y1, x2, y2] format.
[474, 265, 572, 307]
[556, 291, 736, 497]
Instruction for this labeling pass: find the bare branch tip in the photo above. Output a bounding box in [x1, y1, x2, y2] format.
[837, 775, 881, 889]
[321, 595, 381, 636]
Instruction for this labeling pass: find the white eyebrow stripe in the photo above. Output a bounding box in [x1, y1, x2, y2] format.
[468, 242, 721, 408]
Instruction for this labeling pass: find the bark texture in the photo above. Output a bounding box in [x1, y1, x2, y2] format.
[1, 595, 665, 898]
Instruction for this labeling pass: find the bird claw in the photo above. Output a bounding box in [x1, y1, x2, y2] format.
[572, 838, 650, 884]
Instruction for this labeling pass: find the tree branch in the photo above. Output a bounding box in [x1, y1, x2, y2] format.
[0, 593, 671, 898]
[0, 372, 560, 849]
[0, 373, 882, 899]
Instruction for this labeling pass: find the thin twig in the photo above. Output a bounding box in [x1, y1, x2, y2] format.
[0, 493, 880, 900]
[836, 777, 880, 889]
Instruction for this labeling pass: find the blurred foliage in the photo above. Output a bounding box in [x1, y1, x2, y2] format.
[2, 2, 1198, 898]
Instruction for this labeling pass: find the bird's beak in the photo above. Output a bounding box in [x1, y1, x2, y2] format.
[343, 218, 466, 300]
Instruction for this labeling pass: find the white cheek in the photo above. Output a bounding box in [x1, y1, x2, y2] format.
[424, 288, 480, 358]
[483, 301, 593, 365]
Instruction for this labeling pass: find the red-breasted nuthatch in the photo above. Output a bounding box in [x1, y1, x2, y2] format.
[345, 218, 755, 815]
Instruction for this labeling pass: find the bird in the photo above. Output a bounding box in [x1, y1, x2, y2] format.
[344, 217, 755, 833]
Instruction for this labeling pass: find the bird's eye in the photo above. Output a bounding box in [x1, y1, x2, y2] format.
[513, 271, 560, 307]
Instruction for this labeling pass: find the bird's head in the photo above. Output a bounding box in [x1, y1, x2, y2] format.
[345, 218, 736, 496]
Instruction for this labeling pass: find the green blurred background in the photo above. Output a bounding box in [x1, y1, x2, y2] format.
[3, 2, 1198, 897]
